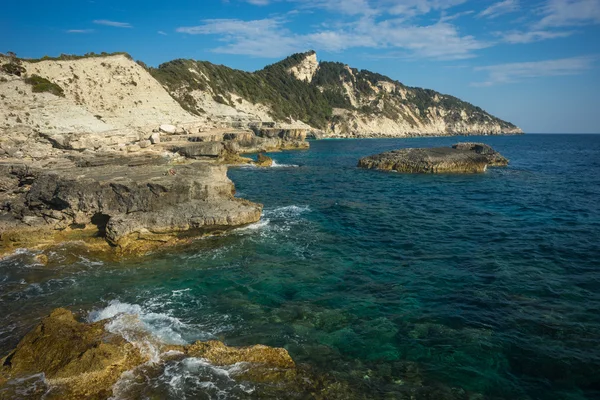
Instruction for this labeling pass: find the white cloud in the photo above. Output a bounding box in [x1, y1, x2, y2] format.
[93, 20, 133, 28]
[158, 31, 168, 35]
[66, 29, 94, 34]
[176, 15, 489, 60]
[537, 0, 600, 28]
[473, 56, 595, 86]
[387, 0, 467, 17]
[497, 29, 575, 43]
[478, 0, 519, 18]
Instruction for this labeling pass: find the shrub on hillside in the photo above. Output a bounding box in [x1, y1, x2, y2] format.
[24, 75, 65, 97]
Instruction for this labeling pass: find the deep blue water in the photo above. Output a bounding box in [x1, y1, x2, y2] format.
[1, 135, 599, 399]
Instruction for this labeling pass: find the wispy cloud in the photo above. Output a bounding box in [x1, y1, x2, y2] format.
[497, 29, 575, 43]
[158, 30, 168, 35]
[177, 15, 489, 60]
[66, 29, 94, 34]
[478, 0, 520, 18]
[536, 0, 600, 28]
[473, 56, 595, 86]
[93, 19, 132, 28]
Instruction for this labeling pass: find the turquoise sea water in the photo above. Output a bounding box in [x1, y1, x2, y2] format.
[1, 134, 599, 399]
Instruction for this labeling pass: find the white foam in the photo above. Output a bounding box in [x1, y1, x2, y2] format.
[271, 160, 299, 168]
[88, 300, 189, 362]
[264, 205, 311, 219]
[234, 219, 271, 232]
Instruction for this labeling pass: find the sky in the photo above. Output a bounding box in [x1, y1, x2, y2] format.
[2, 0, 600, 133]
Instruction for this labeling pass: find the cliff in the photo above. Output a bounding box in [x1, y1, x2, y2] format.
[150, 50, 522, 137]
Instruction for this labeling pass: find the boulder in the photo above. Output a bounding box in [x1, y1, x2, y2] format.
[138, 139, 151, 149]
[255, 153, 273, 167]
[149, 132, 160, 144]
[159, 124, 177, 134]
[358, 147, 489, 173]
[452, 142, 509, 166]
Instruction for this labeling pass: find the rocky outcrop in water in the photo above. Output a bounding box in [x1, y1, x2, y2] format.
[358, 143, 509, 173]
[0, 308, 306, 399]
[452, 142, 509, 166]
[0, 308, 363, 399]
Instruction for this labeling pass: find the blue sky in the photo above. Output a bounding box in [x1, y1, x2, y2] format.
[2, 0, 600, 133]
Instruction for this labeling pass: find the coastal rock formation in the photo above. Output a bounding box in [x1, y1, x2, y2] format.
[286, 50, 319, 82]
[452, 142, 509, 166]
[0, 308, 301, 399]
[0, 159, 262, 256]
[150, 51, 522, 137]
[255, 153, 273, 167]
[0, 308, 144, 399]
[358, 147, 490, 173]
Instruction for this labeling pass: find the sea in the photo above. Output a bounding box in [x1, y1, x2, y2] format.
[1, 134, 599, 399]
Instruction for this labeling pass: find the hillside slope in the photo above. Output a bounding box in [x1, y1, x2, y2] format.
[1, 53, 199, 137]
[151, 51, 522, 137]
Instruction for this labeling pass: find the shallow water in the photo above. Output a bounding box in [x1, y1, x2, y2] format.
[1, 135, 599, 399]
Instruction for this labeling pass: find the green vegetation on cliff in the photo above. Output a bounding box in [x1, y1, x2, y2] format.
[150, 53, 332, 127]
[150, 51, 517, 131]
[24, 74, 65, 97]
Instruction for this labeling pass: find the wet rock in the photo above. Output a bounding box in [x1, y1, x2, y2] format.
[358, 147, 489, 173]
[0, 308, 304, 399]
[255, 153, 273, 167]
[0, 308, 145, 399]
[452, 142, 509, 166]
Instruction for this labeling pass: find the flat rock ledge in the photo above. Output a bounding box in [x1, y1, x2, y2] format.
[451, 142, 509, 166]
[357, 143, 508, 173]
[0, 308, 355, 399]
[0, 158, 262, 258]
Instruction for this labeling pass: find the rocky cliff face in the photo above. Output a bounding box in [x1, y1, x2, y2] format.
[151, 51, 522, 137]
[287, 51, 319, 82]
[311, 58, 522, 137]
[1, 51, 521, 140]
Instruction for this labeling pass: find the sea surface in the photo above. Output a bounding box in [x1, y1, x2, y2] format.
[1, 134, 599, 399]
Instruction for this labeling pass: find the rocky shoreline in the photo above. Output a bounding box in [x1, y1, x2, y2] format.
[0, 125, 307, 258]
[0, 308, 355, 399]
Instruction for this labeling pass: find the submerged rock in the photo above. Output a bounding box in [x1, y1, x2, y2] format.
[452, 142, 509, 166]
[358, 147, 489, 173]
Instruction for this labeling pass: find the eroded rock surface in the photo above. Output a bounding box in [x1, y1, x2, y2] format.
[358, 147, 489, 173]
[358, 143, 508, 173]
[0, 158, 262, 256]
[0, 309, 311, 399]
[452, 142, 509, 166]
